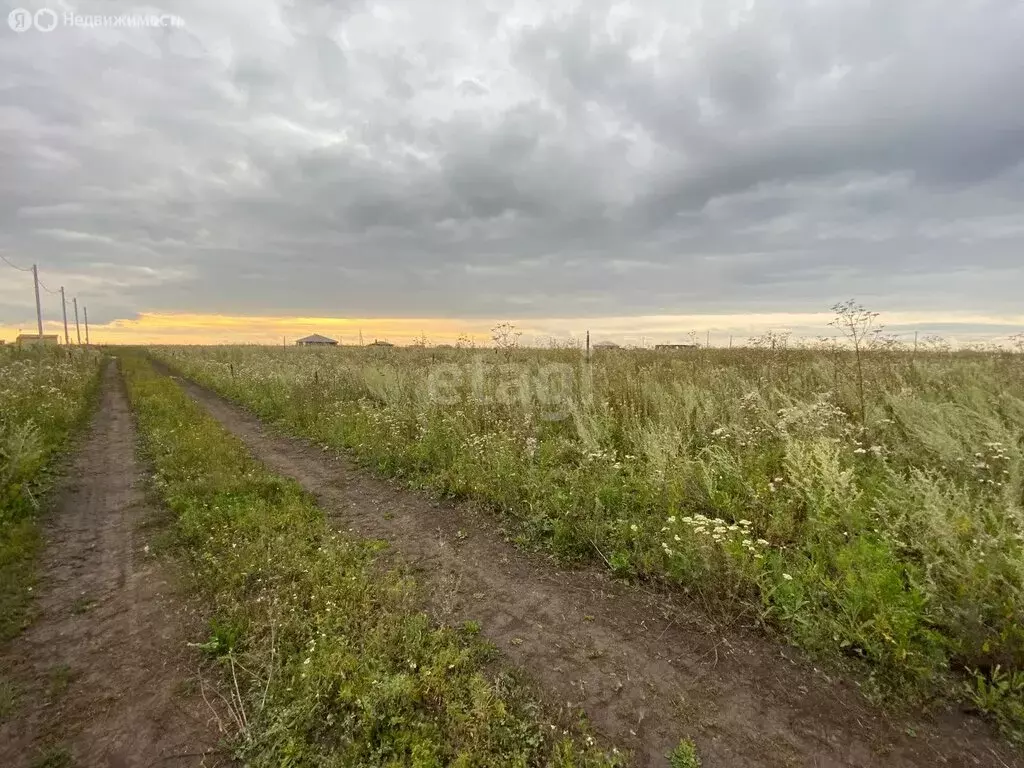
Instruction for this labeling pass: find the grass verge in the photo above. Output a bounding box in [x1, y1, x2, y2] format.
[121, 352, 621, 767]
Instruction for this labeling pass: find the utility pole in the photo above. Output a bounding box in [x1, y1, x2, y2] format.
[73, 298, 81, 344]
[60, 286, 69, 345]
[83, 306, 90, 345]
[706, 330, 711, 348]
[586, 329, 590, 362]
[31, 264, 43, 337]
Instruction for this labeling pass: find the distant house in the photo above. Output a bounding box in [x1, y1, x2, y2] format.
[655, 343, 699, 351]
[592, 341, 620, 350]
[367, 340, 394, 348]
[295, 334, 338, 347]
[16, 334, 60, 347]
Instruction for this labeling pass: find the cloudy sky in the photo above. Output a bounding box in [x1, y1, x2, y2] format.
[2, 0, 1023, 344]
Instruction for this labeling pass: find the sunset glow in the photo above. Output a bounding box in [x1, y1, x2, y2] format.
[3, 310, 1022, 348]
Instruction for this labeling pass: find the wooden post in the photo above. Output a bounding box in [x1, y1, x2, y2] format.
[31, 264, 43, 337]
[60, 287, 69, 345]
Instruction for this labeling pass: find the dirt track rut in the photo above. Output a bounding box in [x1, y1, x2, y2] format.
[0, 361, 222, 767]
[167, 370, 1022, 768]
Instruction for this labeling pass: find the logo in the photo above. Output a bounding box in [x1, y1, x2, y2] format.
[8, 8, 32, 31]
[7, 7, 183, 33]
[34, 8, 58, 32]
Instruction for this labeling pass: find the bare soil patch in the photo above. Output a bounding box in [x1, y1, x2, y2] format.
[168, 370, 1021, 768]
[0, 362, 224, 768]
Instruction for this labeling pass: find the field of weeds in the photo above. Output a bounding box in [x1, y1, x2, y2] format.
[0, 346, 102, 640]
[155, 317, 1024, 739]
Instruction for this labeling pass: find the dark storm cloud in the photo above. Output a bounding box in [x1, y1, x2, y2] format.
[1, 0, 1023, 328]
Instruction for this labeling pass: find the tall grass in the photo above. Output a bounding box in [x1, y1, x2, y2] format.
[0, 347, 102, 640]
[155, 340, 1024, 736]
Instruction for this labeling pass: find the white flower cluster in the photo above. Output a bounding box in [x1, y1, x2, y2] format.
[583, 448, 634, 470]
[660, 514, 770, 558]
[852, 442, 884, 456]
[973, 441, 1012, 487]
[775, 397, 849, 438]
[524, 436, 539, 458]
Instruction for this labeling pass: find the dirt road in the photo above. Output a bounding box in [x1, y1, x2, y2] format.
[0, 361, 223, 768]
[167, 370, 1021, 768]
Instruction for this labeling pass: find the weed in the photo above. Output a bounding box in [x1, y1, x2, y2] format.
[69, 594, 95, 615]
[48, 664, 73, 698]
[0, 676, 18, 720]
[965, 666, 1024, 743]
[668, 738, 701, 768]
[30, 744, 73, 768]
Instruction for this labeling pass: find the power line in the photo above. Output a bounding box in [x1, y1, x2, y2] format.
[2, 257, 85, 345]
[0, 253, 33, 272]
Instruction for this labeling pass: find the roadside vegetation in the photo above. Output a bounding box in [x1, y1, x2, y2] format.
[154, 307, 1024, 741]
[121, 352, 619, 767]
[0, 346, 101, 642]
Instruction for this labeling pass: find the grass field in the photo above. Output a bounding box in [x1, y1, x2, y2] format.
[155, 329, 1024, 738]
[122, 353, 621, 766]
[0, 347, 102, 641]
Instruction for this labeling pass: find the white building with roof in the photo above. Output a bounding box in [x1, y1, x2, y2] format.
[295, 333, 338, 346]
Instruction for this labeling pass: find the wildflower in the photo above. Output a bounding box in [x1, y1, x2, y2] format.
[782, 573, 793, 581]
[853, 447, 867, 455]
